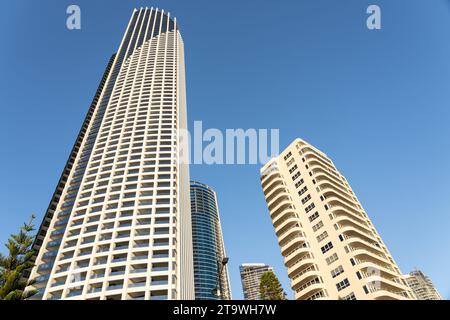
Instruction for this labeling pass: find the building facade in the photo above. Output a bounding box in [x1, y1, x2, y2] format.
[260, 138, 414, 300]
[405, 270, 442, 300]
[190, 181, 231, 300]
[239, 263, 273, 300]
[28, 8, 194, 300]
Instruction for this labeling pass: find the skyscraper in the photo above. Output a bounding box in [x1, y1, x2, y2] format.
[239, 263, 274, 300]
[27, 8, 194, 300]
[190, 181, 231, 300]
[405, 270, 442, 300]
[260, 138, 415, 300]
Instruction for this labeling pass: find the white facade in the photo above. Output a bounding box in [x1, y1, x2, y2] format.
[28, 8, 194, 300]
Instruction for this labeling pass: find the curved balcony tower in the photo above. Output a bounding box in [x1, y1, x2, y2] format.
[260, 138, 414, 300]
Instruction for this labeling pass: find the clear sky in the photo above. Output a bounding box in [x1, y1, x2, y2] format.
[1, 0, 449, 299]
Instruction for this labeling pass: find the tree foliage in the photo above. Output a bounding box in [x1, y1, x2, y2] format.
[0, 215, 38, 300]
[259, 270, 286, 300]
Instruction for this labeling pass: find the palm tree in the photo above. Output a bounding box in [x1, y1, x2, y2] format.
[0, 215, 38, 300]
[259, 270, 287, 300]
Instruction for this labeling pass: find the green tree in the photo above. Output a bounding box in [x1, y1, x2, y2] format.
[0, 215, 38, 300]
[259, 271, 286, 300]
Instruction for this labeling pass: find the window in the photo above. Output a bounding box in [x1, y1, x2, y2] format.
[312, 221, 324, 232]
[301, 194, 311, 204]
[321, 241, 333, 254]
[331, 265, 344, 278]
[292, 172, 301, 181]
[286, 158, 295, 166]
[283, 152, 292, 160]
[363, 285, 369, 294]
[294, 179, 304, 188]
[308, 211, 319, 222]
[343, 292, 356, 300]
[326, 253, 339, 265]
[289, 164, 298, 174]
[305, 203, 315, 213]
[316, 231, 328, 242]
[336, 278, 350, 292]
[298, 186, 308, 196]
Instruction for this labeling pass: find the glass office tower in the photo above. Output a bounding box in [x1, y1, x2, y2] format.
[28, 8, 194, 300]
[190, 181, 231, 300]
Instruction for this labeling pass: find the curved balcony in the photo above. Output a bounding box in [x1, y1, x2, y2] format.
[309, 166, 345, 189]
[371, 290, 409, 300]
[273, 211, 297, 228]
[322, 190, 358, 210]
[281, 233, 307, 256]
[265, 184, 288, 203]
[336, 216, 374, 239]
[263, 178, 286, 199]
[303, 149, 333, 164]
[270, 200, 294, 220]
[356, 261, 398, 278]
[284, 246, 311, 267]
[339, 225, 380, 247]
[292, 268, 322, 291]
[330, 204, 367, 224]
[327, 202, 365, 222]
[333, 211, 370, 233]
[268, 194, 291, 212]
[364, 274, 410, 293]
[316, 181, 355, 204]
[367, 286, 410, 300]
[326, 196, 362, 217]
[272, 208, 296, 226]
[278, 226, 303, 246]
[276, 217, 299, 236]
[351, 249, 391, 267]
[295, 282, 325, 301]
[265, 184, 288, 204]
[261, 172, 282, 189]
[298, 146, 332, 167]
[287, 253, 315, 277]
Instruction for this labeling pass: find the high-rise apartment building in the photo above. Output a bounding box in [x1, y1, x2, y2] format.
[27, 8, 194, 300]
[405, 270, 442, 300]
[260, 138, 414, 300]
[190, 181, 231, 300]
[239, 263, 274, 300]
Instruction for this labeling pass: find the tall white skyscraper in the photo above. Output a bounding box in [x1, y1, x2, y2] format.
[28, 8, 194, 300]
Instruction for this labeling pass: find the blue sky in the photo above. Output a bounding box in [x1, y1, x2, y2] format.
[1, 0, 449, 299]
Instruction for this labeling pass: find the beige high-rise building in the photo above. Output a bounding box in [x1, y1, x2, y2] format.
[260, 138, 414, 300]
[27, 8, 194, 300]
[239, 264, 274, 300]
[405, 270, 442, 300]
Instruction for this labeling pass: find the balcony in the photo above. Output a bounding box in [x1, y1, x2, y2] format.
[284, 244, 310, 266]
[278, 226, 303, 247]
[287, 254, 315, 278]
[291, 266, 321, 290]
[281, 233, 306, 256]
